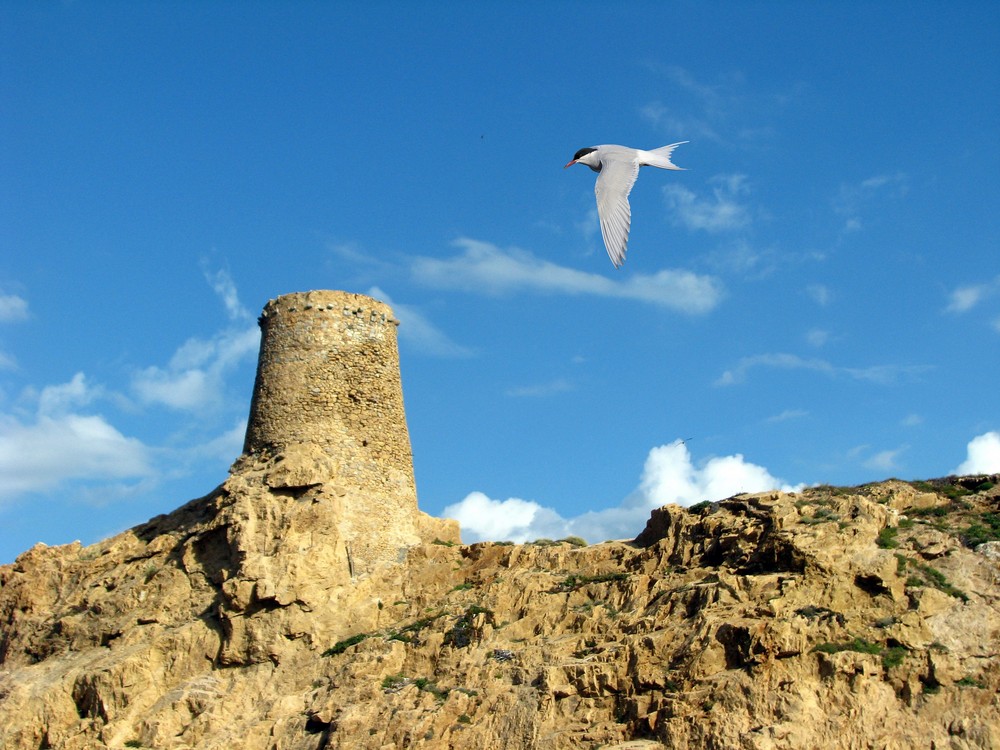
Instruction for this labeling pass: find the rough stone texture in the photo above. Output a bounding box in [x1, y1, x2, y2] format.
[2, 479, 998, 749]
[1, 290, 998, 749]
[238, 290, 457, 575]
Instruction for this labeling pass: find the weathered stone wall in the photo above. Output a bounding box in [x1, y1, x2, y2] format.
[244, 290, 415, 499]
[238, 290, 457, 575]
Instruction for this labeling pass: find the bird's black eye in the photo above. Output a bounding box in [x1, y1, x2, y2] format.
[572, 147, 597, 160]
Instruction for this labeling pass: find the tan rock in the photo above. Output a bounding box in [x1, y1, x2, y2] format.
[2, 291, 998, 749]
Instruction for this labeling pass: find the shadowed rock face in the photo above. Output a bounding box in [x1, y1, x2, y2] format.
[2, 291, 998, 748]
[1, 478, 998, 749]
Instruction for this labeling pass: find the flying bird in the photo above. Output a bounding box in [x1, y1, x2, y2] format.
[565, 142, 687, 268]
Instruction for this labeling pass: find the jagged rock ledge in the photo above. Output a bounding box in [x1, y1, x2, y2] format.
[1, 476, 998, 749]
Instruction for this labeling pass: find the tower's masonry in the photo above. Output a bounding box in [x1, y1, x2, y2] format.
[237, 289, 458, 575]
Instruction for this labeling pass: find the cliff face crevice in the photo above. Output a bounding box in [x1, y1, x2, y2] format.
[3, 477, 998, 749]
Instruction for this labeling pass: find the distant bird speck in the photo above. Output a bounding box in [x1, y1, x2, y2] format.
[565, 142, 687, 268]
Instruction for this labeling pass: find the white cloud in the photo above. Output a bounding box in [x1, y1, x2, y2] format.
[716, 353, 834, 386]
[132, 327, 258, 411]
[663, 175, 751, 233]
[202, 266, 251, 321]
[412, 238, 723, 315]
[633, 442, 800, 507]
[640, 66, 747, 144]
[183, 419, 248, 465]
[443, 441, 801, 544]
[716, 352, 930, 386]
[945, 276, 1000, 314]
[863, 447, 907, 473]
[0, 372, 165, 505]
[0, 293, 29, 323]
[806, 284, 832, 307]
[0, 275, 259, 507]
[505, 378, 573, 398]
[441, 492, 567, 543]
[660, 65, 726, 110]
[953, 431, 1000, 475]
[640, 101, 720, 144]
[37, 372, 101, 416]
[765, 409, 808, 423]
[368, 286, 474, 359]
[0, 413, 153, 501]
[575, 206, 600, 244]
[834, 173, 909, 232]
[805, 328, 830, 348]
[901, 414, 923, 427]
[703, 239, 778, 279]
[946, 285, 986, 313]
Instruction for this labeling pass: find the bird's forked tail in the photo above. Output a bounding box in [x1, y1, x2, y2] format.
[642, 141, 688, 170]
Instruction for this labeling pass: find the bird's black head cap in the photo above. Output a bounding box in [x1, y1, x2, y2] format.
[572, 147, 597, 160]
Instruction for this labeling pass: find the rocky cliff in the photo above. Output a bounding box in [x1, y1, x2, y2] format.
[1, 475, 998, 749]
[2, 290, 998, 749]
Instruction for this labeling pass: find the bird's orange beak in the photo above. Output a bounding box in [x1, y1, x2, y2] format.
[564, 159, 577, 168]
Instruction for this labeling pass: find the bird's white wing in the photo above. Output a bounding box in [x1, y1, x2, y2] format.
[595, 154, 640, 268]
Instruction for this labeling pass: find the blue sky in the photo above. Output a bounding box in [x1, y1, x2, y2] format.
[2, 1, 998, 562]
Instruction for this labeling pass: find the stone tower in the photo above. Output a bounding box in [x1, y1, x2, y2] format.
[238, 289, 458, 575]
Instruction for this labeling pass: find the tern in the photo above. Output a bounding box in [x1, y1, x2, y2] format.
[565, 142, 687, 268]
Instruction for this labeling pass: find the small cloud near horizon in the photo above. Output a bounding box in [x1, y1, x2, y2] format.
[443, 440, 802, 544]
[953, 431, 1000, 475]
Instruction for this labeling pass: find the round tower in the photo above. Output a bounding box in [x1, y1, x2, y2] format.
[237, 290, 460, 574]
[243, 290, 416, 502]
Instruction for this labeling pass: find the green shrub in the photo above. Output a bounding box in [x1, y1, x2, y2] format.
[413, 677, 450, 701]
[894, 554, 909, 575]
[876, 527, 899, 549]
[323, 632, 370, 656]
[555, 572, 629, 592]
[882, 646, 908, 669]
[381, 673, 409, 691]
[802, 506, 840, 524]
[956, 676, 985, 688]
[907, 560, 969, 601]
[962, 512, 1000, 548]
[388, 612, 444, 643]
[813, 638, 882, 656]
[444, 605, 495, 648]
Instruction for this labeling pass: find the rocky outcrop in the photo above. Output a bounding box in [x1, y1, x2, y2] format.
[2, 476, 998, 749]
[3, 291, 997, 748]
